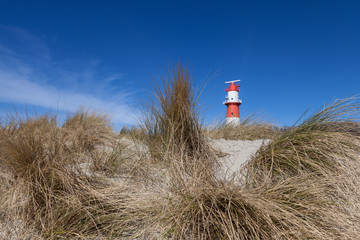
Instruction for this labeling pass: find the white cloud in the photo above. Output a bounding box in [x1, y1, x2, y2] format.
[0, 25, 50, 60]
[0, 68, 137, 125]
[0, 26, 138, 126]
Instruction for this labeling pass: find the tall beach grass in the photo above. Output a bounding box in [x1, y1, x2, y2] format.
[207, 114, 279, 141]
[0, 111, 154, 239]
[0, 64, 359, 239]
[142, 63, 218, 178]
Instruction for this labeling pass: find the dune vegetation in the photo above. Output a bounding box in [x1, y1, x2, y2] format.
[206, 113, 280, 141]
[1, 64, 360, 239]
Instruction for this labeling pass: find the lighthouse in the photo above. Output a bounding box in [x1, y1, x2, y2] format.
[223, 80, 242, 125]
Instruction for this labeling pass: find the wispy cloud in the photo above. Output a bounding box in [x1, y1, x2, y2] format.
[0, 25, 50, 60]
[0, 25, 137, 126]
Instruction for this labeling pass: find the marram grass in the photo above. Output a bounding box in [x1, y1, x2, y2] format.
[245, 97, 360, 184]
[207, 113, 279, 141]
[0, 65, 360, 239]
[142, 63, 218, 177]
[0, 111, 155, 239]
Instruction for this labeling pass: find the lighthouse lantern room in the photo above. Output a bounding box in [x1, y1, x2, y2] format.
[223, 80, 242, 126]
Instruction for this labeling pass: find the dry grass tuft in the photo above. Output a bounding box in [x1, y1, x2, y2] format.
[159, 175, 360, 239]
[245, 97, 360, 183]
[143, 63, 218, 176]
[119, 125, 147, 143]
[62, 109, 115, 153]
[207, 114, 279, 141]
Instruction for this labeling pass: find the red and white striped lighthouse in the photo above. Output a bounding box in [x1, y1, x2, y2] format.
[223, 80, 242, 125]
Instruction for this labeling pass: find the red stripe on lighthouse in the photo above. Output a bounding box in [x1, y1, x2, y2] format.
[226, 103, 240, 118]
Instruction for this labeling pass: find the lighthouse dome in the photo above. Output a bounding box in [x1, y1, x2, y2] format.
[226, 82, 240, 92]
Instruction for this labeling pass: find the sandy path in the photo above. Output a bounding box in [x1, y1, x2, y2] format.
[211, 139, 270, 174]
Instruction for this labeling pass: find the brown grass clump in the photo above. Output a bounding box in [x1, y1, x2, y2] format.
[61, 109, 122, 173]
[62, 109, 115, 153]
[0, 113, 152, 239]
[207, 114, 279, 141]
[143, 63, 218, 176]
[245, 97, 360, 184]
[119, 125, 146, 141]
[159, 175, 360, 239]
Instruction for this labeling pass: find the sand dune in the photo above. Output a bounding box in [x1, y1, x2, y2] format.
[211, 138, 270, 174]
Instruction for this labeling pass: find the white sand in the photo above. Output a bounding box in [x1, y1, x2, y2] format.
[119, 136, 270, 175]
[211, 139, 270, 174]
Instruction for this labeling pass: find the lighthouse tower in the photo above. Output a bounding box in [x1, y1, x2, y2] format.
[223, 80, 242, 125]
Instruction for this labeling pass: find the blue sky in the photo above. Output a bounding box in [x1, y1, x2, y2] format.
[0, 1, 359, 129]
